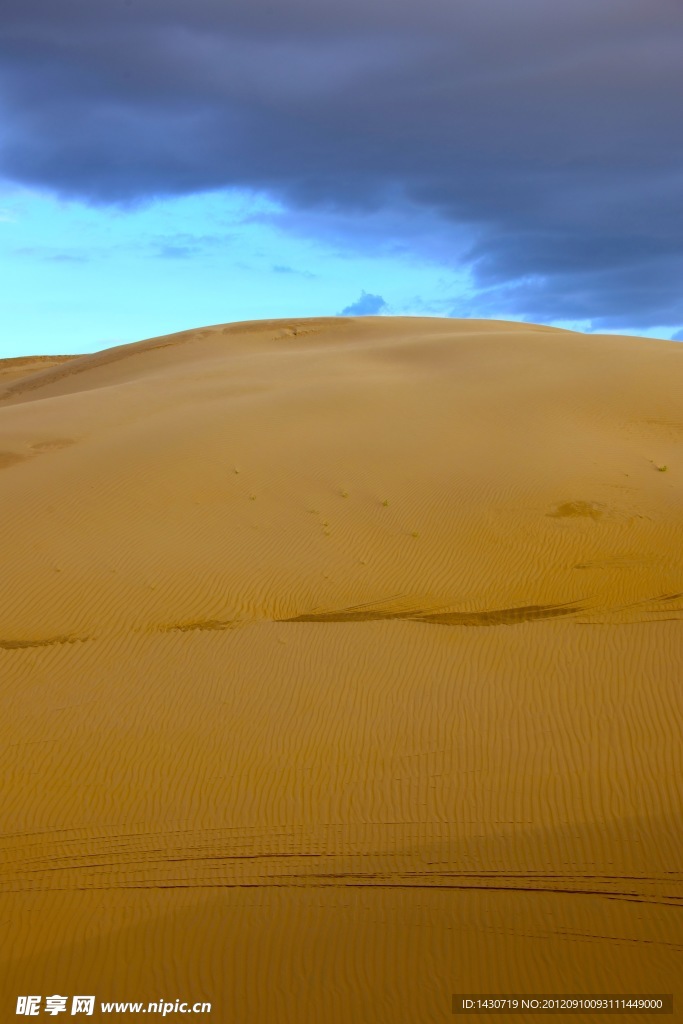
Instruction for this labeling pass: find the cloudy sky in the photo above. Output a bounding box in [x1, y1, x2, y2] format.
[1, 0, 682, 356]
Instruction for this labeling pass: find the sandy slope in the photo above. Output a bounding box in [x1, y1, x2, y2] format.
[0, 317, 681, 1022]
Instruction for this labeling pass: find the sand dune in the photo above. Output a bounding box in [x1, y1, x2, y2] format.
[0, 317, 681, 1021]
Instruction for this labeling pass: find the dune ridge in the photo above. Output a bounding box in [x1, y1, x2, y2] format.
[1, 317, 681, 1021]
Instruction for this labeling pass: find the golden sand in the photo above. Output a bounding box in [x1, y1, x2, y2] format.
[0, 317, 681, 1021]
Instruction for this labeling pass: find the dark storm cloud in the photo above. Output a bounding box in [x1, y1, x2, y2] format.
[1, 0, 683, 326]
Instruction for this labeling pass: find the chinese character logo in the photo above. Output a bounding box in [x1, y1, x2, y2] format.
[45, 995, 68, 1015]
[16, 996, 41, 1016]
[71, 997, 95, 1016]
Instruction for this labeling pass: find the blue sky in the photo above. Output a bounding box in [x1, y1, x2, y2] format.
[0, 185, 476, 357]
[2, 183, 680, 359]
[2, 0, 683, 357]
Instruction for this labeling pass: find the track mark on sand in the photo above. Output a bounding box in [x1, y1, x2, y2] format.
[414, 603, 584, 625]
[0, 635, 92, 650]
[0, 451, 29, 468]
[30, 438, 77, 452]
[2, 824, 679, 909]
[155, 619, 239, 633]
[574, 554, 653, 570]
[283, 599, 415, 623]
[547, 500, 606, 519]
[283, 601, 585, 625]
